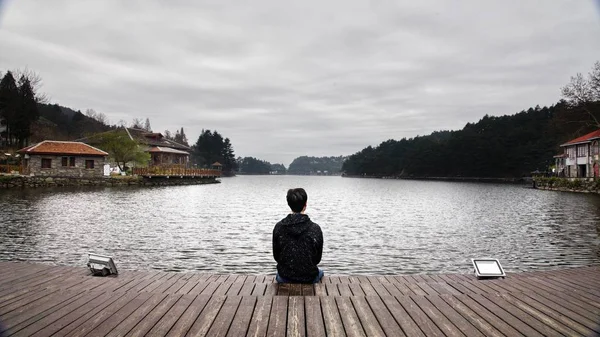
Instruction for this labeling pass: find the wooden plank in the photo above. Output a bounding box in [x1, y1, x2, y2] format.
[164, 295, 211, 337]
[289, 284, 302, 296]
[266, 296, 288, 337]
[466, 293, 545, 337]
[350, 296, 386, 337]
[186, 295, 227, 337]
[58, 292, 140, 337]
[125, 294, 182, 337]
[246, 296, 272, 337]
[213, 282, 234, 296]
[2, 290, 89, 332]
[206, 296, 243, 337]
[83, 292, 153, 337]
[301, 284, 314, 296]
[348, 283, 365, 296]
[409, 295, 465, 337]
[363, 296, 405, 337]
[379, 296, 425, 337]
[481, 292, 570, 337]
[358, 283, 379, 296]
[226, 296, 257, 337]
[176, 275, 204, 295]
[264, 283, 278, 296]
[395, 295, 444, 336]
[238, 282, 255, 296]
[105, 293, 169, 337]
[287, 296, 306, 337]
[424, 295, 485, 337]
[26, 291, 120, 337]
[438, 294, 505, 337]
[314, 283, 327, 296]
[145, 294, 195, 336]
[496, 293, 583, 336]
[251, 283, 267, 296]
[278, 283, 291, 296]
[226, 282, 243, 296]
[10, 291, 103, 337]
[305, 297, 326, 337]
[336, 296, 366, 337]
[326, 283, 341, 296]
[452, 294, 524, 336]
[320, 296, 346, 337]
[502, 290, 600, 335]
[338, 283, 353, 296]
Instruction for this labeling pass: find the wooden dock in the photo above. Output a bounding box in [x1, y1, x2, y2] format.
[0, 262, 599, 336]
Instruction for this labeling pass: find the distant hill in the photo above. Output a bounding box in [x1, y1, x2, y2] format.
[287, 156, 346, 175]
[342, 102, 600, 178]
[32, 103, 113, 143]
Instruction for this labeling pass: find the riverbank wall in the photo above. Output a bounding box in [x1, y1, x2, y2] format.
[342, 175, 531, 184]
[0, 174, 219, 189]
[533, 176, 600, 194]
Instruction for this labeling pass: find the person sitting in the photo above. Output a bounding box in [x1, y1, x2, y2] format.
[273, 188, 324, 283]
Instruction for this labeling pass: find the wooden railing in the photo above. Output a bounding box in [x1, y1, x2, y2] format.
[132, 167, 221, 177]
[0, 165, 22, 174]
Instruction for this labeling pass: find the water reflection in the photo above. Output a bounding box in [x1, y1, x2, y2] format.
[1, 177, 599, 275]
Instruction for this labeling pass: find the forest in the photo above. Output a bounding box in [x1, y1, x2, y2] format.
[342, 62, 600, 178]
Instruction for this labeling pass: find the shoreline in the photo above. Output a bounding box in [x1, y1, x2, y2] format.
[0, 174, 220, 189]
[342, 175, 532, 184]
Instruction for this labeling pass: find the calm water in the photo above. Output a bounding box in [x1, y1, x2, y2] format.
[1, 176, 599, 275]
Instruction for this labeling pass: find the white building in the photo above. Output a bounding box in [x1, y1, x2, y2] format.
[556, 129, 600, 178]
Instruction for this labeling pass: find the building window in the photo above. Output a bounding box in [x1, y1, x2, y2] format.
[41, 158, 52, 169]
[593, 141, 599, 156]
[62, 157, 68, 166]
[69, 157, 75, 167]
[577, 145, 588, 157]
[85, 160, 94, 169]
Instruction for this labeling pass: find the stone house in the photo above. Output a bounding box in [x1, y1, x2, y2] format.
[18, 141, 108, 177]
[556, 129, 600, 178]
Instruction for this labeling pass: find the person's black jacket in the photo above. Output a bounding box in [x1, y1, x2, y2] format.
[273, 213, 323, 283]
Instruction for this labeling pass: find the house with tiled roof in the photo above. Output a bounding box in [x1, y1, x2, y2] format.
[556, 129, 600, 178]
[79, 127, 191, 167]
[124, 128, 191, 166]
[18, 141, 108, 177]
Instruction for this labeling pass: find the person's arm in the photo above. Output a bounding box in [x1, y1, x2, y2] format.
[314, 226, 323, 264]
[273, 223, 281, 262]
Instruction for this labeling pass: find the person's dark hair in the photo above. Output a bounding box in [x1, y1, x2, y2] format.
[287, 188, 307, 213]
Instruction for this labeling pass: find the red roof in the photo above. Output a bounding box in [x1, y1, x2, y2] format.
[18, 141, 108, 156]
[561, 129, 600, 146]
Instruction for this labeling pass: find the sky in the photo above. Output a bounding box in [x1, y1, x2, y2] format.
[1, 1, 599, 165]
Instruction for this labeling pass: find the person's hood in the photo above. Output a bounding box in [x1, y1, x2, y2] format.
[280, 213, 311, 237]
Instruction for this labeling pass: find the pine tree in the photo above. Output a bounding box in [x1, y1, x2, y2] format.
[14, 77, 38, 147]
[0, 72, 19, 146]
[144, 118, 152, 132]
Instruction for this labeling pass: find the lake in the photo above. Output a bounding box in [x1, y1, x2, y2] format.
[1, 176, 599, 275]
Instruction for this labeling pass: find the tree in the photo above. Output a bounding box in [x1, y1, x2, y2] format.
[191, 129, 237, 174]
[131, 118, 144, 129]
[85, 108, 108, 124]
[562, 61, 600, 127]
[164, 130, 173, 140]
[13, 68, 49, 103]
[174, 127, 188, 146]
[144, 118, 152, 132]
[14, 76, 38, 147]
[96, 129, 150, 171]
[0, 71, 19, 146]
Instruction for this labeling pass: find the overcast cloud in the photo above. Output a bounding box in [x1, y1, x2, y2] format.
[1, 0, 599, 165]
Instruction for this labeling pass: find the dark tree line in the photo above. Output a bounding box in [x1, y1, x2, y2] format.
[191, 129, 237, 174]
[0, 71, 40, 147]
[287, 156, 346, 175]
[236, 157, 287, 174]
[343, 62, 600, 178]
[164, 127, 189, 146]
